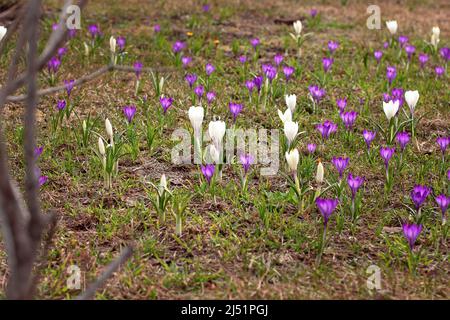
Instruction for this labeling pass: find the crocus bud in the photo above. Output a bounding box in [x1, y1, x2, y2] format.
[82, 119, 87, 132]
[285, 148, 299, 173]
[284, 121, 299, 145]
[316, 161, 324, 184]
[208, 120, 226, 146]
[404, 90, 419, 114]
[189, 106, 204, 133]
[386, 20, 398, 35]
[159, 76, 165, 92]
[98, 137, 106, 155]
[432, 26, 440, 38]
[285, 94, 297, 113]
[83, 42, 90, 56]
[431, 27, 440, 48]
[0, 26, 7, 41]
[160, 174, 168, 189]
[109, 36, 116, 53]
[105, 118, 114, 140]
[277, 108, 292, 124]
[293, 20, 302, 36]
[383, 100, 399, 120]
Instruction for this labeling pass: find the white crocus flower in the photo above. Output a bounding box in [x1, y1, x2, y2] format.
[431, 27, 440, 48]
[285, 94, 297, 113]
[208, 144, 220, 164]
[0, 26, 7, 42]
[105, 118, 114, 140]
[293, 20, 302, 36]
[386, 20, 398, 35]
[188, 106, 204, 134]
[285, 148, 299, 173]
[383, 100, 400, 120]
[316, 161, 324, 184]
[208, 120, 226, 147]
[284, 121, 299, 145]
[278, 108, 292, 124]
[98, 137, 106, 156]
[404, 90, 419, 114]
[109, 36, 116, 53]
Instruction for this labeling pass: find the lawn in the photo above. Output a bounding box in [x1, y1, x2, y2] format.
[0, 0, 448, 299]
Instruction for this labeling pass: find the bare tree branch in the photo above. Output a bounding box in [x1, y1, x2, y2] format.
[76, 247, 133, 300]
[6, 64, 173, 102]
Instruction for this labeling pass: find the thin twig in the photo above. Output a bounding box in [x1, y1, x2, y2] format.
[76, 246, 133, 300]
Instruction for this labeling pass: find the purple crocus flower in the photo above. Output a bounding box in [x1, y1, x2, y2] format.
[391, 87, 404, 107]
[274, 53, 284, 66]
[206, 91, 216, 105]
[310, 9, 318, 17]
[88, 24, 100, 38]
[47, 56, 61, 74]
[336, 98, 347, 113]
[133, 61, 143, 79]
[202, 4, 210, 12]
[229, 102, 243, 122]
[253, 76, 263, 92]
[172, 41, 185, 53]
[57, 100, 66, 111]
[239, 55, 247, 64]
[64, 79, 75, 97]
[283, 66, 295, 81]
[405, 44, 415, 60]
[402, 223, 422, 250]
[410, 184, 431, 211]
[309, 85, 326, 103]
[347, 173, 364, 199]
[315, 198, 339, 228]
[340, 111, 358, 130]
[123, 105, 137, 123]
[332, 156, 349, 179]
[362, 130, 376, 150]
[383, 41, 389, 49]
[181, 56, 192, 67]
[250, 37, 260, 49]
[396, 131, 410, 152]
[328, 40, 339, 54]
[386, 66, 397, 85]
[240, 154, 254, 175]
[201, 164, 215, 184]
[307, 143, 316, 154]
[35, 146, 44, 157]
[435, 194, 449, 222]
[68, 29, 77, 38]
[436, 136, 449, 155]
[154, 24, 161, 33]
[380, 147, 395, 170]
[262, 64, 277, 82]
[205, 63, 215, 76]
[316, 120, 337, 140]
[39, 175, 48, 187]
[439, 47, 450, 61]
[398, 35, 408, 47]
[117, 36, 126, 51]
[159, 97, 173, 114]
[52, 23, 59, 31]
[185, 73, 197, 88]
[57, 47, 67, 57]
[322, 57, 334, 73]
[245, 80, 255, 93]
[374, 50, 383, 63]
[418, 53, 428, 68]
[194, 85, 204, 99]
[435, 66, 444, 77]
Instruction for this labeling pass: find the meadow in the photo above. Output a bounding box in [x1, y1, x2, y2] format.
[0, 0, 448, 299]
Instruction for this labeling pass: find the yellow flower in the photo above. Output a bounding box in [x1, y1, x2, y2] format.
[186, 31, 194, 37]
